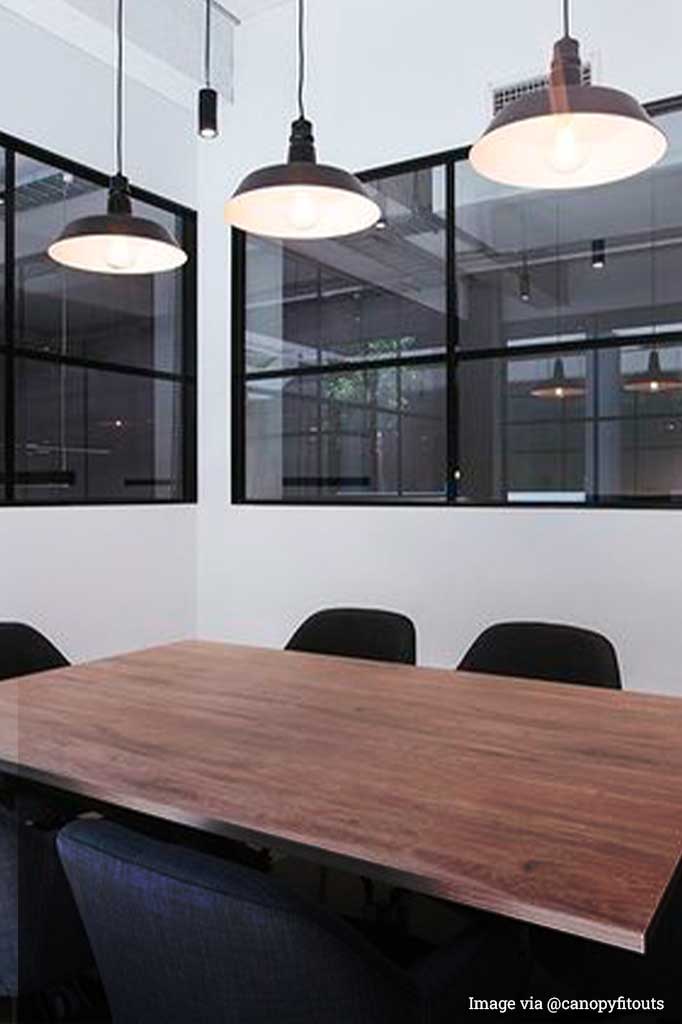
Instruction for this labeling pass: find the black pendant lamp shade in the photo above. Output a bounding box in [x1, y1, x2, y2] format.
[531, 358, 586, 399]
[470, 1, 667, 190]
[226, 116, 380, 239]
[198, 0, 219, 139]
[225, 0, 380, 239]
[49, 174, 186, 274]
[49, 0, 186, 274]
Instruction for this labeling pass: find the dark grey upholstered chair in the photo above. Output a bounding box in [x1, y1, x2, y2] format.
[530, 897, 682, 1024]
[459, 621, 622, 689]
[0, 624, 95, 1008]
[286, 608, 417, 665]
[58, 819, 527, 1024]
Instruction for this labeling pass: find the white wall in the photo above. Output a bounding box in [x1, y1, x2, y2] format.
[0, 6, 198, 661]
[198, 0, 682, 696]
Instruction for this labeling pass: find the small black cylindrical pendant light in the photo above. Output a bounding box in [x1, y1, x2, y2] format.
[48, 0, 186, 274]
[199, 0, 219, 139]
[519, 255, 531, 302]
[591, 238, 606, 269]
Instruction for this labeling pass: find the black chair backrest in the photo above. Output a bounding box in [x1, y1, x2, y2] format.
[286, 608, 416, 665]
[458, 621, 622, 689]
[0, 622, 68, 682]
[57, 820, 414, 1024]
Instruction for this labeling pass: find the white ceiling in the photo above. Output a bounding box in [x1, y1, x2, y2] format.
[226, 0, 292, 20]
[61, 0, 236, 97]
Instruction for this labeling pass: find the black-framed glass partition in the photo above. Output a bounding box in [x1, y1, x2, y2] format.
[1, 139, 196, 506]
[233, 96, 682, 507]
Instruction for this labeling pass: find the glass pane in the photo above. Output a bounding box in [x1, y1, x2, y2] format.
[14, 156, 184, 373]
[0, 149, 6, 502]
[456, 343, 682, 504]
[245, 363, 446, 501]
[595, 343, 682, 501]
[457, 353, 590, 504]
[13, 357, 184, 502]
[0, 356, 5, 503]
[245, 165, 447, 373]
[456, 106, 682, 353]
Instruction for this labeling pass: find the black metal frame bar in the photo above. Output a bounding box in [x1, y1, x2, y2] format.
[0, 128, 198, 508]
[231, 93, 682, 510]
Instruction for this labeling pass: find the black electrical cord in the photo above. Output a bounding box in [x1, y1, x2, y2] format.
[116, 0, 124, 175]
[297, 0, 305, 120]
[205, 0, 212, 87]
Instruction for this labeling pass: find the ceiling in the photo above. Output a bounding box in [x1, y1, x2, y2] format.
[226, 0, 292, 19]
[61, 0, 236, 97]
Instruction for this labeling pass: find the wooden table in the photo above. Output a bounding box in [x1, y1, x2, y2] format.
[0, 640, 681, 953]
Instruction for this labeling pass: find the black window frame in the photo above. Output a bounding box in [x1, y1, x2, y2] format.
[1, 130, 197, 508]
[232, 92, 682, 510]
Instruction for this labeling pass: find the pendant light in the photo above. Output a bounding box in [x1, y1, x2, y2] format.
[623, 350, 682, 394]
[224, 0, 380, 239]
[591, 239, 606, 269]
[48, 0, 187, 275]
[198, 0, 219, 139]
[531, 358, 585, 399]
[519, 254, 531, 302]
[470, 0, 667, 191]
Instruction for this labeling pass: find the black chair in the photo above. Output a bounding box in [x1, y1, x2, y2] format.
[0, 623, 68, 683]
[0, 623, 96, 1016]
[286, 608, 416, 665]
[458, 621, 621, 689]
[58, 819, 527, 1024]
[286, 608, 416, 915]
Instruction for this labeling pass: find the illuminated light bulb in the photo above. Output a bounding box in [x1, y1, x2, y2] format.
[650, 380, 660, 392]
[555, 387, 565, 398]
[548, 118, 589, 175]
[287, 189, 321, 232]
[106, 235, 137, 271]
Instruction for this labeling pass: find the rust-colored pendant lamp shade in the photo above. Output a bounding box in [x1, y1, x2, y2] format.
[624, 350, 682, 394]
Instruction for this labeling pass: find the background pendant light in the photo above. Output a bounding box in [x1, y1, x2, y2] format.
[470, 0, 667, 191]
[519, 254, 531, 302]
[225, 0, 380, 239]
[531, 358, 586, 399]
[591, 238, 606, 269]
[48, 0, 186, 275]
[198, 0, 219, 139]
[623, 350, 682, 394]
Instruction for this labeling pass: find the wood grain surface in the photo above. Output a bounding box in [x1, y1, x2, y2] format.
[0, 640, 681, 953]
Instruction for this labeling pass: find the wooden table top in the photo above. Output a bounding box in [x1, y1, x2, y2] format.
[0, 640, 681, 953]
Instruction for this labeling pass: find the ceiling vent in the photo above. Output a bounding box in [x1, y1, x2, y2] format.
[493, 64, 592, 115]
[13, 173, 97, 213]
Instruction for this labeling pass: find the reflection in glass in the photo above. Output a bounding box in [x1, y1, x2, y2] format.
[13, 359, 184, 503]
[0, 148, 193, 505]
[15, 157, 184, 373]
[245, 166, 446, 374]
[246, 365, 446, 501]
